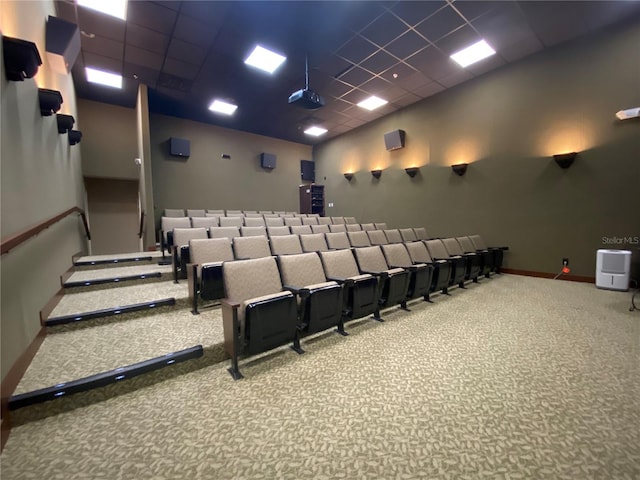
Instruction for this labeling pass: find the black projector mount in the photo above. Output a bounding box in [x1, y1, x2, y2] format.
[288, 55, 325, 110]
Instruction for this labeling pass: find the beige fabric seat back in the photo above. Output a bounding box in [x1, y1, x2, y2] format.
[290, 225, 312, 235]
[381, 243, 413, 268]
[367, 229, 388, 246]
[270, 235, 303, 256]
[456, 236, 476, 253]
[278, 252, 329, 289]
[405, 241, 434, 264]
[191, 217, 219, 228]
[331, 216, 345, 224]
[233, 235, 271, 259]
[173, 227, 208, 248]
[302, 216, 319, 225]
[267, 226, 291, 237]
[319, 249, 361, 279]
[399, 228, 417, 242]
[360, 223, 375, 231]
[244, 217, 265, 227]
[346, 224, 362, 232]
[353, 246, 391, 274]
[441, 237, 464, 256]
[469, 234, 488, 250]
[374, 222, 387, 230]
[284, 217, 302, 226]
[208, 226, 240, 242]
[161, 216, 191, 243]
[343, 217, 357, 224]
[190, 238, 234, 277]
[329, 224, 347, 233]
[207, 209, 225, 215]
[425, 239, 451, 260]
[311, 224, 330, 234]
[325, 232, 351, 250]
[187, 209, 206, 217]
[317, 217, 332, 225]
[413, 227, 430, 240]
[226, 210, 243, 216]
[384, 229, 403, 244]
[220, 216, 243, 228]
[265, 217, 285, 227]
[300, 233, 329, 252]
[241, 226, 267, 237]
[347, 230, 371, 248]
[164, 208, 185, 217]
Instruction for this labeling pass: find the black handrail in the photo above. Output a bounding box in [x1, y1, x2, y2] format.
[1, 206, 90, 255]
[138, 210, 145, 239]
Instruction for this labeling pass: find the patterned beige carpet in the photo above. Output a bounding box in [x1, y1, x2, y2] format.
[2, 274, 638, 479]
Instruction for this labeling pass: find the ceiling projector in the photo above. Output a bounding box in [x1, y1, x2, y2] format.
[288, 88, 325, 110]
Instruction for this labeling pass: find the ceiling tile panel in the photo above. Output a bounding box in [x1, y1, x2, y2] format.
[435, 25, 481, 56]
[77, 8, 125, 42]
[338, 66, 375, 88]
[82, 52, 122, 74]
[360, 12, 410, 47]
[413, 81, 445, 98]
[123, 62, 160, 87]
[405, 46, 459, 80]
[163, 57, 200, 81]
[499, 35, 544, 62]
[167, 38, 208, 66]
[453, 1, 500, 22]
[127, 2, 177, 34]
[360, 50, 398, 75]
[125, 45, 164, 71]
[324, 80, 355, 99]
[126, 24, 170, 55]
[385, 31, 429, 60]
[464, 54, 506, 76]
[391, 1, 446, 27]
[414, 5, 466, 42]
[393, 92, 421, 107]
[336, 36, 379, 64]
[173, 13, 217, 48]
[393, 70, 434, 91]
[380, 61, 418, 83]
[359, 77, 394, 96]
[81, 35, 123, 61]
[438, 70, 473, 88]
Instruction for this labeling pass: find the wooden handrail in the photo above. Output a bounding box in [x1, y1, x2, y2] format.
[1, 206, 91, 256]
[138, 210, 145, 239]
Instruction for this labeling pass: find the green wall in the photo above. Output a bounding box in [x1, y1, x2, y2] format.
[150, 113, 313, 227]
[1, 1, 87, 381]
[314, 21, 640, 278]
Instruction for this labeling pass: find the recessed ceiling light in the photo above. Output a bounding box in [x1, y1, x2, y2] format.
[450, 39, 496, 68]
[357, 96, 388, 111]
[304, 126, 327, 137]
[244, 45, 286, 74]
[77, 0, 127, 20]
[208, 99, 238, 115]
[85, 67, 122, 88]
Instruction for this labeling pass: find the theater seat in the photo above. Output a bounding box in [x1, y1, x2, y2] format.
[319, 249, 380, 323]
[265, 217, 285, 227]
[360, 223, 376, 231]
[347, 230, 371, 248]
[345, 224, 361, 232]
[222, 256, 300, 379]
[240, 226, 267, 237]
[160, 216, 191, 257]
[209, 226, 240, 242]
[328, 224, 347, 233]
[383, 229, 403, 244]
[425, 239, 466, 290]
[469, 234, 506, 273]
[353, 246, 410, 315]
[207, 209, 225, 216]
[270, 235, 303, 256]
[191, 217, 219, 228]
[267, 226, 291, 237]
[325, 232, 351, 250]
[382, 243, 433, 302]
[300, 233, 329, 252]
[187, 209, 206, 217]
[302, 216, 319, 225]
[188, 238, 234, 314]
[405, 241, 451, 295]
[413, 227, 430, 240]
[399, 228, 418, 243]
[317, 217, 332, 225]
[244, 217, 265, 227]
[172, 227, 208, 282]
[331, 216, 345, 224]
[374, 222, 387, 230]
[219, 216, 243, 228]
[344, 217, 357, 224]
[457, 235, 492, 277]
[284, 217, 303, 227]
[232, 236, 271, 259]
[289, 225, 312, 235]
[278, 253, 345, 336]
[310, 224, 330, 234]
[164, 208, 185, 217]
[367, 230, 388, 246]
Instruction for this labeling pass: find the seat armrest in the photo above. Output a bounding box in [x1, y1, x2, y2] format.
[283, 284, 304, 296]
[221, 298, 241, 310]
[326, 276, 347, 283]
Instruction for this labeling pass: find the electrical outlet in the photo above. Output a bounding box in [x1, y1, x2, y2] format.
[562, 258, 569, 266]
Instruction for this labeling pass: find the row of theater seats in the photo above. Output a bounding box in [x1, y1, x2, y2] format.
[181, 233, 504, 379]
[165, 208, 360, 222]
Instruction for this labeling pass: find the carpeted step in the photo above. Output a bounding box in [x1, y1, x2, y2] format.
[73, 251, 166, 270]
[63, 264, 173, 291]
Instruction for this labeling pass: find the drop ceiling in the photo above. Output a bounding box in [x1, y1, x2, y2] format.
[55, 0, 640, 145]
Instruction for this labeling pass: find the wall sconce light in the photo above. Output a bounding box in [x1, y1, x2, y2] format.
[371, 169, 382, 179]
[553, 152, 577, 169]
[56, 113, 75, 133]
[2, 36, 42, 81]
[38, 88, 63, 116]
[343, 173, 354, 181]
[405, 167, 419, 178]
[451, 163, 468, 176]
[68, 129, 82, 145]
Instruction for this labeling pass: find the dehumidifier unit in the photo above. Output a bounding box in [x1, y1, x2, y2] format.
[596, 249, 631, 291]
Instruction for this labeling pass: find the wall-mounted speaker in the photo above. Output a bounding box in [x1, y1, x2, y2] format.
[56, 114, 75, 133]
[45, 15, 80, 73]
[260, 153, 277, 169]
[384, 129, 406, 151]
[301, 159, 315, 181]
[68, 129, 82, 146]
[170, 137, 190, 157]
[38, 88, 63, 116]
[2, 36, 42, 81]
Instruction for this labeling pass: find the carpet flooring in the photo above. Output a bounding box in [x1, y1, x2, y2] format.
[1, 274, 638, 479]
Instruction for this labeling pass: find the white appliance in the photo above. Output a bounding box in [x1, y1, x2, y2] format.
[596, 249, 632, 291]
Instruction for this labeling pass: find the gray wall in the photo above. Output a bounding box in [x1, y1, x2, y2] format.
[78, 99, 138, 179]
[150, 113, 312, 225]
[1, 1, 87, 380]
[314, 21, 640, 278]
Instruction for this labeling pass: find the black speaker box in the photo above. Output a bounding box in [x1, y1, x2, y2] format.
[2, 36, 42, 81]
[46, 15, 80, 73]
[69, 130, 82, 146]
[170, 137, 190, 157]
[260, 153, 276, 169]
[384, 129, 406, 151]
[56, 114, 75, 133]
[301, 160, 315, 181]
[38, 88, 63, 116]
